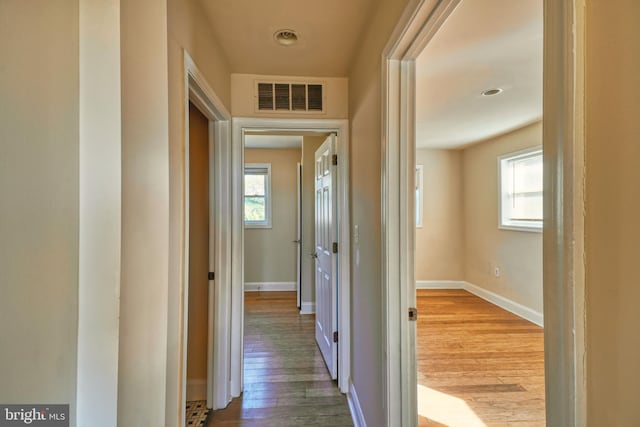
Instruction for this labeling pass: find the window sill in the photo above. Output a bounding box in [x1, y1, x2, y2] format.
[245, 223, 272, 229]
[498, 224, 542, 233]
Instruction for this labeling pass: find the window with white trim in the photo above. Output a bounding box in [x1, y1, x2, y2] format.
[499, 148, 543, 231]
[244, 164, 272, 228]
[416, 165, 424, 228]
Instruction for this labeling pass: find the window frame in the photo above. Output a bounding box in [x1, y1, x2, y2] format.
[244, 163, 272, 228]
[415, 164, 424, 228]
[498, 147, 543, 232]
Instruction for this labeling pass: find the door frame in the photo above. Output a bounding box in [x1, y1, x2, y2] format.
[381, 0, 586, 426]
[230, 117, 351, 395]
[296, 161, 303, 308]
[182, 51, 233, 416]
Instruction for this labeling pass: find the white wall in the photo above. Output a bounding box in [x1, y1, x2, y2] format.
[462, 122, 543, 314]
[118, 1, 170, 425]
[415, 149, 464, 281]
[232, 74, 348, 119]
[244, 148, 301, 284]
[77, 0, 122, 425]
[0, 1, 79, 423]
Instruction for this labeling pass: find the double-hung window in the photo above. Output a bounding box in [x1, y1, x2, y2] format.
[498, 147, 543, 231]
[244, 163, 272, 228]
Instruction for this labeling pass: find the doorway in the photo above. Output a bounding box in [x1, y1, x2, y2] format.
[382, 0, 585, 425]
[185, 101, 213, 425]
[229, 119, 351, 399]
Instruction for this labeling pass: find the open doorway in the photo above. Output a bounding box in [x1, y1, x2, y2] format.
[227, 119, 351, 403]
[184, 101, 214, 426]
[382, 0, 585, 424]
[411, 1, 546, 425]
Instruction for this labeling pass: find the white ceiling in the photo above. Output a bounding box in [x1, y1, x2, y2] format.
[415, 0, 543, 149]
[198, 0, 377, 76]
[245, 134, 302, 149]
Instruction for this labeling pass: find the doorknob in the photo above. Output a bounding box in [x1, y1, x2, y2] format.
[292, 239, 301, 243]
[309, 252, 318, 258]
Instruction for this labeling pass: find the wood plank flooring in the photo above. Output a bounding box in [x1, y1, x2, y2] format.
[208, 292, 352, 426]
[417, 289, 546, 427]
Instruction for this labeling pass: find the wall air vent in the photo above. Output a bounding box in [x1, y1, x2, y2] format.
[256, 81, 325, 113]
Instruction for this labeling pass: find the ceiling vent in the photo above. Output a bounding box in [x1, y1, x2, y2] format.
[256, 82, 325, 113]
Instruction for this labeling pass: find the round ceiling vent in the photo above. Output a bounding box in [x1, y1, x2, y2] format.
[274, 29, 299, 46]
[481, 88, 503, 96]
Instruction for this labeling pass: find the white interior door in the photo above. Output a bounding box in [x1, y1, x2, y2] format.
[314, 135, 338, 379]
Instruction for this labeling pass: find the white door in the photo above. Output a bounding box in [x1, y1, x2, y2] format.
[314, 135, 338, 379]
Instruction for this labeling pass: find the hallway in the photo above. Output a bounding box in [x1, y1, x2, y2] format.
[208, 292, 352, 426]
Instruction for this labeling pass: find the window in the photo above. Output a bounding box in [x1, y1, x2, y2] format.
[416, 165, 424, 228]
[244, 164, 272, 228]
[499, 148, 543, 231]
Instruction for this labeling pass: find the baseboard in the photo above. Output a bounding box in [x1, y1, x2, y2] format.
[300, 301, 315, 314]
[416, 280, 465, 289]
[186, 379, 207, 402]
[347, 381, 366, 427]
[416, 280, 543, 326]
[244, 282, 296, 292]
[462, 281, 544, 327]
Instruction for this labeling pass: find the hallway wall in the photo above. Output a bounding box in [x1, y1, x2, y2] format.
[244, 148, 301, 284]
[0, 0, 79, 420]
[585, 1, 640, 424]
[347, 0, 410, 424]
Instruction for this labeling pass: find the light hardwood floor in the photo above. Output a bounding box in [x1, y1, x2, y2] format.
[417, 289, 546, 427]
[208, 292, 352, 426]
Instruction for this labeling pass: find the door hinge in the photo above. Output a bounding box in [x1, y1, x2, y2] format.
[332, 242, 338, 253]
[208, 272, 215, 280]
[333, 331, 338, 342]
[332, 154, 338, 166]
[408, 307, 418, 321]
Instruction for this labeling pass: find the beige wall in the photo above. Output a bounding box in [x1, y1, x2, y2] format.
[244, 148, 302, 283]
[585, 1, 640, 424]
[347, 0, 409, 424]
[232, 74, 348, 119]
[415, 149, 464, 281]
[301, 136, 326, 306]
[166, 0, 232, 423]
[462, 122, 543, 313]
[0, 1, 79, 423]
[186, 103, 210, 391]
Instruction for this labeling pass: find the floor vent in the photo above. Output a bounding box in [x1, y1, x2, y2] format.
[256, 82, 324, 113]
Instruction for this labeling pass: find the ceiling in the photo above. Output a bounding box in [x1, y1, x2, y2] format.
[415, 0, 543, 149]
[198, 0, 377, 76]
[244, 134, 302, 149]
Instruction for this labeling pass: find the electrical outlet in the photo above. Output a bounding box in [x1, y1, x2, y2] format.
[494, 267, 501, 277]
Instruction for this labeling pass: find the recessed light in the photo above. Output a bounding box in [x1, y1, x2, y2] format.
[481, 88, 503, 96]
[274, 29, 298, 46]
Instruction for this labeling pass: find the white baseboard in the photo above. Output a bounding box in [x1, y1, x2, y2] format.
[244, 282, 296, 292]
[300, 301, 315, 314]
[463, 281, 543, 327]
[186, 379, 207, 401]
[416, 280, 543, 326]
[416, 280, 465, 289]
[347, 381, 366, 427]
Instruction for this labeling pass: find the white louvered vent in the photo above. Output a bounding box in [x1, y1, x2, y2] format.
[256, 81, 325, 113]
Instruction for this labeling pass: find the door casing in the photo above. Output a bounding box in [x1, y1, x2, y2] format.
[381, 0, 586, 425]
[230, 118, 351, 396]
